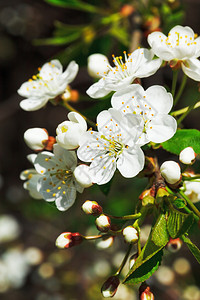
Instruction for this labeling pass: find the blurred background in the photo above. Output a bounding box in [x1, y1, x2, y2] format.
[0, 0, 200, 299]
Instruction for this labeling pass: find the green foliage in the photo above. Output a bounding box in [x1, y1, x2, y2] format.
[172, 198, 187, 209]
[167, 209, 194, 238]
[162, 129, 200, 155]
[44, 0, 98, 13]
[124, 214, 169, 285]
[182, 235, 200, 264]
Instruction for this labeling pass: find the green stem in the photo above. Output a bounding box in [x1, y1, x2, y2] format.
[182, 175, 200, 181]
[179, 190, 200, 219]
[183, 206, 199, 222]
[61, 101, 96, 128]
[115, 244, 132, 276]
[171, 69, 179, 98]
[133, 207, 148, 255]
[177, 102, 195, 125]
[174, 74, 187, 106]
[171, 101, 200, 117]
[106, 213, 142, 220]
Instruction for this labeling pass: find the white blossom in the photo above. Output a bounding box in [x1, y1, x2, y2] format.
[18, 60, 79, 111]
[95, 214, 111, 231]
[86, 48, 162, 98]
[73, 164, 93, 188]
[77, 108, 145, 185]
[179, 147, 196, 165]
[56, 112, 87, 150]
[148, 25, 200, 81]
[111, 84, 177, 145]
[20, 154, 43, 199]
[123, 226, 138, 243]
[87, 53, 109, 78]
[34, 144, 84, 211]
[184, 178, 200, 203]
[24, 128, 49, 151]
[160, 161, 181, 184]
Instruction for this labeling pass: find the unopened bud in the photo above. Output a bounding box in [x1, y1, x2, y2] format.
[44, 136, 56, 151]
[123, 226, 138, 244]
[87, 53, 109, 78]
[139, 188, 152, 200]
[101, 276, 120, 298]
[73, 165, 93, 188]
[166, 238, 182, 253]
[179, 147, 196, 165]
[160, 161, 181, 185]
[82, 200, 102, 216]
[139, 283, 154, 300]
[129, 253, 137, 269]
[55, 232, 83, 249]
[120, 4, 135, 17]
[96, 236, 114, 250]
[24, 128, 49, 151]
[96, 214, 111, 232]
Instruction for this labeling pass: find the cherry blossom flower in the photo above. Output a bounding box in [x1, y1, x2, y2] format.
[86, 48, 162, 98]
[56, 112, 87, 150]
[148, 25, 200, 81]
[18, 60, 78, 111]
[184, 179, 200, 203]
[111, 84, 177, 145]
[77, 108, 144, 185]
[20, 154, 43, 199]
[33, 144, 86, 211]
[179, 147, 196, 164]
[160, 161, 181, 185]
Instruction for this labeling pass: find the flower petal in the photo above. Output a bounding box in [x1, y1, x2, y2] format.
[147, 114, 177, 143]
[68, 112, 87, 131]
[182, 58, 200, 81]
[20, 98, 48, 111]
[86, 78, 111, 98]
[145, 85, 173, 114]
[53, 144, 77, 170]
[117, 146, 144, 178]
[55, 186, 77, 211]
[62, 61, 79, 83]
[148, 32, 175, 61]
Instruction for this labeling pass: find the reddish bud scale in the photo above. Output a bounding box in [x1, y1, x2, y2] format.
[166, 238, 182, 253]
[44, 136, 56, 151]
[101, 276, 120, 298]
[91, 204, 103, 216]
[120, 5, 135, 17]
[139, 283, 154, 300]
[70, 89, 79, 102]
[139, 188, 152, 200]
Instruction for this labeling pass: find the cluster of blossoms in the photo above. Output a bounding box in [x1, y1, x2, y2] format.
[18, 25, 200, 298]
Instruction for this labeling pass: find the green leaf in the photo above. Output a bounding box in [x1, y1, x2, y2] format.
[98, 179, 113, 196]
[162, 129, 200, 155]
[167, 209, 194, 238]
[34, 32, 81, 46]
[152, 214, 169, 247]
[123, 214, 169, 285]
[44, 0, 98, 13]
[182, 235, 200, 264]
[173, 198, 187, 209]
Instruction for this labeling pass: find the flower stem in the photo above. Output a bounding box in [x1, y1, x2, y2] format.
[171, 69, 179, 98]
[177, 102, 195, 125]
[115, 244, 132, 276]
[106, 213, 142, 220]
[179, 190, 200, 219]
[182, 175, 200, 181]
[171, 100, 200, 117]
[174, 74, 187, 106]
[61, 101, 96, 128]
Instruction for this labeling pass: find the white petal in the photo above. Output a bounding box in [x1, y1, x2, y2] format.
[145, 85, 173, 114]
[89, 155, 117, 185]
[62, 61, 79, 83]
[68, 112, 87, 131]
[148, 32, 174, 61]
[117, 146, 144, 178]
[20, 98, 48, 111]
[53, 144, 77, 170]
[194, 36, 200, 58]
[55, 186, 77, 211]
[147, 115, 177, 143]
[182, 58, 200, 81]
[86, 78, 110, 98]
[73, 165, 93, 188]
[25, 175, 43, 199]
[87, 53, 109, 78]
[77, 131, 102, 162]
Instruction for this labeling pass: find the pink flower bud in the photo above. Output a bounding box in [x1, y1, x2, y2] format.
[123, 226, 138, 243]
[139, 284, 154, 300]
[95, 214, 111, 232]
[82, 200, 103, 216]
[101, 276, 120, 298]
[166, 238, 182, 253]
[55, 232, 83, 249]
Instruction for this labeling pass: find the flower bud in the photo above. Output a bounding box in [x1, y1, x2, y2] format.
[139, 283, 154, 300]
[96, 214, 111, 232]
[96, 236, 114, 250]
[166, 238, 182, 253]
[55, 232, 83, 249]
[179, 147, 196, 165]
[160, 161, 181, 185]
[101, 276, 120, 298]
[123, 226, 138, 244]
[87, 53, 109, 78]
[73, 165, 93, 188]
[24, 128, 49, 151]
[129, 253, 137, 269]
[82, 200, 102, 216]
